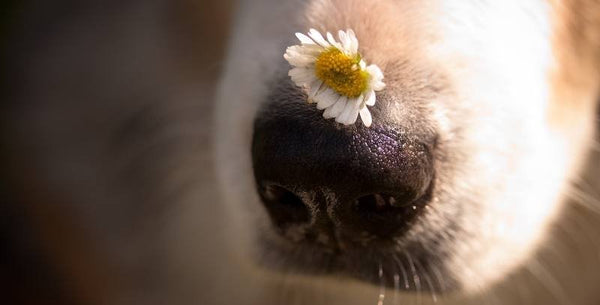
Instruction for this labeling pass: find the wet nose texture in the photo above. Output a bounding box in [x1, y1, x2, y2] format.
[252, 87, 436, 240]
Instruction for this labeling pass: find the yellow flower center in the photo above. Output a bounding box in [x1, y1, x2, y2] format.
[314, 48, 368, 98]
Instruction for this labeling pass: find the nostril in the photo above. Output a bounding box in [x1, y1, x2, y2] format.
[258, 183, 310, 229]
[355, 193, 413, 216]
[352, 192, 423, 237]
[356, 194, 397, 214]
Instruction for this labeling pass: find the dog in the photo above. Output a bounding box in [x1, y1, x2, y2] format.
[2, 0, 600, 304]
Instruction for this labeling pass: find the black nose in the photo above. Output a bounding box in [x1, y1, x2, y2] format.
[252, 88, 435, 243]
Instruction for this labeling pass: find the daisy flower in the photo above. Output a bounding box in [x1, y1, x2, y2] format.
[284, 28, 385, 127]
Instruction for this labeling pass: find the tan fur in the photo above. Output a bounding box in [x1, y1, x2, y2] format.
[548, 0, 599, 138]
[304, 0, 439, 67]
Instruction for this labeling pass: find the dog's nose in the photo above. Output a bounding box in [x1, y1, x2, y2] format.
[252, 95, 435, 241]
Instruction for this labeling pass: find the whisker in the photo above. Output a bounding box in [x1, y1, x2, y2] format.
[404, 251, 421, 304]
[393, 273, 400, 305]
[526, 259, 570, 305]
[378, 262, 386, 305]
[570, 177, 600, 198]
[563, 184, 600, 215]
[430, 264, 447, 295]
[392, 252, 410, 290]
[414, 259, 437, 303]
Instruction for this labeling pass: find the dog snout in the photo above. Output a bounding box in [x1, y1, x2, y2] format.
[252, 84, 435, 244]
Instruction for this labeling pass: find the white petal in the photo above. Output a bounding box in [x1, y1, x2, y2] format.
[287, 46, 315, 56]
[289, 67, 312, 78]
[296, 32, 316, 45]
[315, 89, 339, 110]
[359, 59, 366, 69]
[346, 29, 359, 54]
[347, 107, 361, 125]
[326, 32, 342, 49]
[322, 102, 337, 118]
[337, 30, 345, 42]
[366, 65, 384, 80]
[289, 67, 315, 85]
[287, 45, 321, 57]
[371, 81, 386, 91]
[366, 65, 386, 91]
[308, 29, 330, 48]
[338, 30, 351, 54]
[336, 97, 360, 124]
[340, 102, 360, 125]
[359, 107, 372, 127]
[364, 90, 376, 106]
[308, 79, 324, 99]
[324, 96, 347, 119]
[366, 64, 384, 80]
[350, 96, 363, 122]
[284, 52, 315, 67]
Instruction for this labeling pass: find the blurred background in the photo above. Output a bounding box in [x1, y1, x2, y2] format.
[1, 1, 234, 304]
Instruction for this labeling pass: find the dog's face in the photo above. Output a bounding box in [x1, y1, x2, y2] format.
[215, 0, 599, 298]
